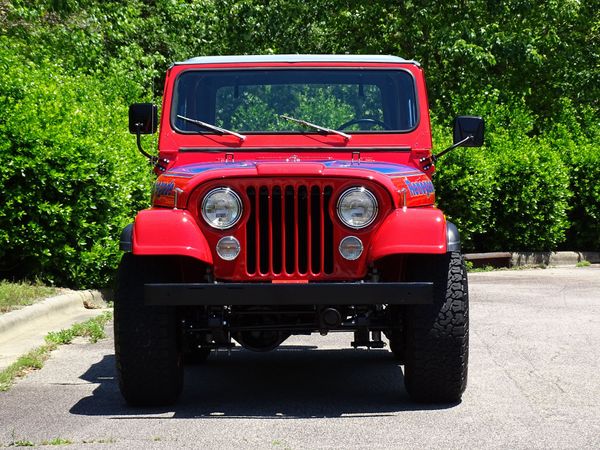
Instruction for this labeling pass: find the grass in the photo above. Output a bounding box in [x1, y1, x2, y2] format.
[465, 259, 554, 273]
[6, 437, 73, 447]
[7, 440, 35, 447]
[82, 438, 116, 444]
[41, 438, 72, 446]
[0, 281, 57, 314]
[0, 311, 112, 392]
[576, 260, 591, 267]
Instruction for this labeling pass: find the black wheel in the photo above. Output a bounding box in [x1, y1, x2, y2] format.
[388, 331, 405, 363]
[386, 307, 405, 362]
[403, 252, 469, 403]
[114, 254, 183, 406]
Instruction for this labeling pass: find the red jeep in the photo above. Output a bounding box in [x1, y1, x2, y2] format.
[117, 55, 483, 406]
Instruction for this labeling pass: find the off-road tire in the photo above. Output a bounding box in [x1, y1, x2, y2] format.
[114, 254, 183, 406]
[403, 251, 469, 403]
[388, 331, 405, 363]
[385, 307, 405, 362]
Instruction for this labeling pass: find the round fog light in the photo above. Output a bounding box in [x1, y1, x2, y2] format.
[339, 236, 363, 261]
[216, 236, 240, 261]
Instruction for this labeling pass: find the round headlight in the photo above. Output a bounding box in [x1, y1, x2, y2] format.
[337, 187, 378, 229]
[339, 236, 363, 260]
[201, 187, 243, 229]
[216, 236, 241, 261]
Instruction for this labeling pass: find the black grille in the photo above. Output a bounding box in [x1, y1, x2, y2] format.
[246, 184, 334, 276]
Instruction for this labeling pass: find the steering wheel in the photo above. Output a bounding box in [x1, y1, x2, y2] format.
[337, 118, 390, 130]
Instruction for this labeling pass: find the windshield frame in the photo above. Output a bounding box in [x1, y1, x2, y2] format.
[170, 67, 420, 136]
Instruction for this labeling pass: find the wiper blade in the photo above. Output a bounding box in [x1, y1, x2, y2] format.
[177, 115, 246, 141]
[279, 114, 351, 141]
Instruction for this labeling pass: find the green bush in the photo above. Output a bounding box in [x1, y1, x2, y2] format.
[0, 43, 153, 288]
[562, 143, 600, 250]
[433, 93, 574, 252]
[0, 0, 598, 289]
[432, 118, 497, 252]
[544, 100, 600, 250]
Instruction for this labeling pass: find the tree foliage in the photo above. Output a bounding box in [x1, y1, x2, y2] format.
[0, 0, 598, 286]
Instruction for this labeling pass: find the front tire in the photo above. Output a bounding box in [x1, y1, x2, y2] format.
[114, 254, 183, 406]
[403, 252, 469, 403]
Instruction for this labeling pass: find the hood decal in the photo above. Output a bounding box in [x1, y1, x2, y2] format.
[321, 161, 422, 176]
[164, 160, 422, 178]
[166, 161, 256, 178]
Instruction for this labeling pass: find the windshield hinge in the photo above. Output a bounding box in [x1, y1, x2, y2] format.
[225, 152, 235, 164]
[351, 151, 360, 165]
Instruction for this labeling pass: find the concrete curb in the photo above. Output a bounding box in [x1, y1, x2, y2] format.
[465, 251, 600, 268]
[0, 290, 111, 371]
[511, 251, 600, 267]
[0, 290, 107, 339]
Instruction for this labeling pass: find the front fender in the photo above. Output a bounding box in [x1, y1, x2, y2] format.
[368, 208, 447, 260]
[132, 209, 213, 264]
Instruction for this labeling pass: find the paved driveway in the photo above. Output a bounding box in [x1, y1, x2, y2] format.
[1, 267, 599, 449]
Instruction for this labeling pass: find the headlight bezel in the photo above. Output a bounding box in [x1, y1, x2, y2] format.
[216, 235, 241, 260]
[339, 236, 364, 260]
[336, 186, 379, 230]
[201, 187, 243, 230]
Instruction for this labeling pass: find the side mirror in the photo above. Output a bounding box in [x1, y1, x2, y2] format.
[453, 116, 484, 147]
[129, 103, 158, 134]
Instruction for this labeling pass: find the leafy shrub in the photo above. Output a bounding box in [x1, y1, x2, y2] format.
[433, 93, 574, 252]
[562, 142, 600, 250]
[543, 100, 600, 250]
[0, 1, 598, 289]
[0, 42, 153, 288]
[486, 139, 571, 251]
[432, 118, 497, 252]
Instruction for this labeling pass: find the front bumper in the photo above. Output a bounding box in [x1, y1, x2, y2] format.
[144, 282, 433, 306]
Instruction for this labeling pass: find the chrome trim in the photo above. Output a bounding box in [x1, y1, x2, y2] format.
[201, 187, 243, 229]
[336, 187, 378, 229]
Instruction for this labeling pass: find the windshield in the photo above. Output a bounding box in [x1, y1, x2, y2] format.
[171, 69, 418, 133]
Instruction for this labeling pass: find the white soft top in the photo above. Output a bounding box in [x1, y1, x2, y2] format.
[175, 54, 419, 66]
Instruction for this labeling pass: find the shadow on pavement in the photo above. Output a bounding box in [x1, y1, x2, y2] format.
[70, 345, 458, 418]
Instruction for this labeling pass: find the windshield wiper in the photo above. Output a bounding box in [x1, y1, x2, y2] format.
[279, 114, 351, 141]
[177, 115, 246, 141]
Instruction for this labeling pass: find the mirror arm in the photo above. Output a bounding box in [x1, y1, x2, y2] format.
[435, 135, 472, 160]
[419, 135, 473, 171]
[135, 123, 157, 162]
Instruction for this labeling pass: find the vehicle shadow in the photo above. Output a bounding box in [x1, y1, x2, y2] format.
[70, 346, 458, 418]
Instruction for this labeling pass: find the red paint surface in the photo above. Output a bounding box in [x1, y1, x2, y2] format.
[133, 209, 213, 264]
[368, 208, 447, 260]
[131, 58, 449, 281]
[157, 61, 433, 172]
[186, 177, 393, 281]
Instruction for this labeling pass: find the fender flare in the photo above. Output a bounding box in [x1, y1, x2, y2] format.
[446, 221, 461, 252]
[119, 223, 134, 252]
[126, 209, 213, 265]
[368, 208, 449, 261]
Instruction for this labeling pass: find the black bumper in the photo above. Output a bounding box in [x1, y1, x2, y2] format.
[144, 282, 433, 306]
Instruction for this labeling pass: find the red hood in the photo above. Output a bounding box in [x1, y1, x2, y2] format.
[151, 160, 435, 209]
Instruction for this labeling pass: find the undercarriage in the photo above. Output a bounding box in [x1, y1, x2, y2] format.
[181, 304, 399, 353]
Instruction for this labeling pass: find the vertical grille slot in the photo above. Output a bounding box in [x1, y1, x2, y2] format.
[271, 186, 283, 274]
[297, 185, 308, 274]
[310, 186, 322, 273]
[324, 186, 334, 274]
[246, 183, 334, 276]
[259, 186, 270, 274]
[246, 187, 256, 274]
[284, 186, 295, 274]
